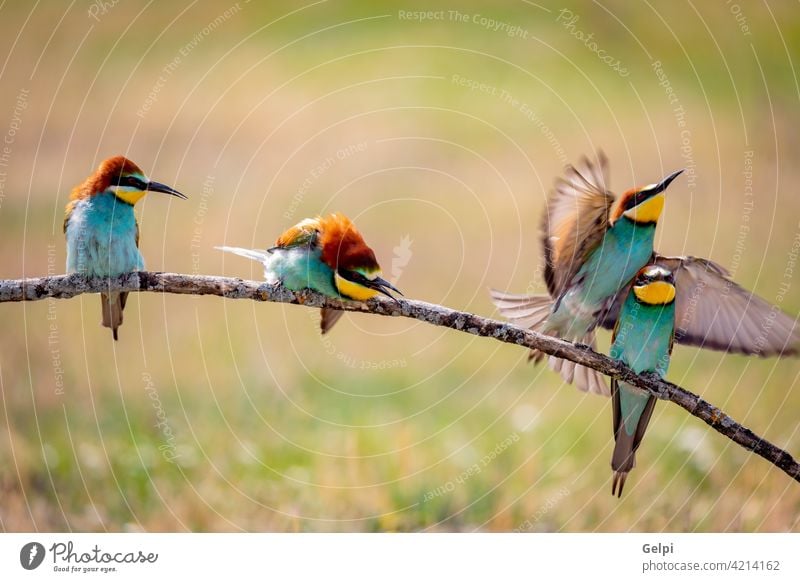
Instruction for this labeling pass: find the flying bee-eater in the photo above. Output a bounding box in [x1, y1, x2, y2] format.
[64, 156, 187, 340]
[491, 153, 682, 395]
[217, 212, 402, 333]
[492, 153, 799, 395]
[609, 265, 676, 497]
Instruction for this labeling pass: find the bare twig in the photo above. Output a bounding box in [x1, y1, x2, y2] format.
[2, 271, 798, 483]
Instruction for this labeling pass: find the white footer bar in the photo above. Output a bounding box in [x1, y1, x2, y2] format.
[1, 533, 796, 580]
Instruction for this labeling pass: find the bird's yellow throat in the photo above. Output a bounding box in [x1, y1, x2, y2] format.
[334, 271, 379, 301]
[624, 193, 665, 224]
[633, 280, 676, 305]
[111, 187, 147, 206]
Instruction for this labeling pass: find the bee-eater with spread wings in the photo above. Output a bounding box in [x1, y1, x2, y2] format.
[491, 153, 682, 395]
[217, 213, 402, 334]
[64, 156, 187, 340]
[491, 153, 798, 395]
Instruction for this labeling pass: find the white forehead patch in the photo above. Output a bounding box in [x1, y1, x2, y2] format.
[642, 265, 671, 279]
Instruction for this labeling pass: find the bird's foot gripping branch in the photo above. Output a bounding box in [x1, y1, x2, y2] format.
[1, 271, 798, 484]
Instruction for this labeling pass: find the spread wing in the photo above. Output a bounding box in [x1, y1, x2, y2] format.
[601, 255, 799, 356]
[541, 152, 615, 298]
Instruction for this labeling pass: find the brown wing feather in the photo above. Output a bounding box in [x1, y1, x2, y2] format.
[274, 217, 322, 250]
[602, 254, 799, 356]
[101, 292, 124, 341]
[541, 152, 615, 298]
[320, 308, 344, 334]
[662, 255, 799, 355]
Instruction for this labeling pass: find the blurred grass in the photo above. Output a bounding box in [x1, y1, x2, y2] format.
[1, 0, 799, 532]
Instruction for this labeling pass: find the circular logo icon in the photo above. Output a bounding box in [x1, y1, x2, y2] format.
[20, 542, 45, 570]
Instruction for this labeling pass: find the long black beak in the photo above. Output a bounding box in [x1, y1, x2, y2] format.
[368, 276, 404, 301]
[146, 180, 187, 200]
[651, 169, 684, 195]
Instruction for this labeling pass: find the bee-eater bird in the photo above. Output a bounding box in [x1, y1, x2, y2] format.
[609, 265, 676, 497]
[64, 156, 187, 340]
[216, 213, 402, 334]
[491, 153, 682, 395]
[492, 153, 799, 395]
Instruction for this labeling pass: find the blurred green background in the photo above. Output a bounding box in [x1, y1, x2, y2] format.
[1, 0, 799, 532]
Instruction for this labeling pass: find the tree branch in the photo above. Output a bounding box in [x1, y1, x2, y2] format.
[2, 271, 798, 483]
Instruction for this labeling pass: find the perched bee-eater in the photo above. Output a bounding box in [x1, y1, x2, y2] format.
[492, 153, 799, 395]
[64, 156, 187, 340]
[217, 213, 402, 333]
[491, 153, 682, 395]
[609, 265, 676, 497]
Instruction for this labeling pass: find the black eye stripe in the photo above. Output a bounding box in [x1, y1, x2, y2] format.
[625, 189, 655, 210]
[115, 175, 146, 189]
[338, 269, 371, 285]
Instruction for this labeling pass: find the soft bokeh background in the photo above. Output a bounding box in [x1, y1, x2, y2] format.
[1, 0, 798, 532]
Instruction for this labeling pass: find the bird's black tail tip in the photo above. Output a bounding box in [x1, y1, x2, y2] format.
[612, 472, 627, 498]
